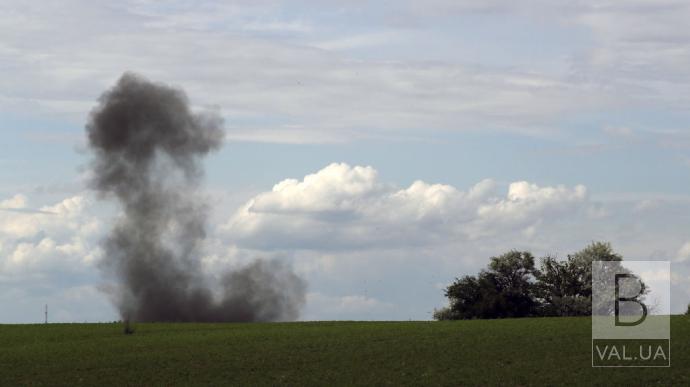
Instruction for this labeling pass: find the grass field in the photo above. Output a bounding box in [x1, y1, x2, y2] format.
[1, 316, 688, 386]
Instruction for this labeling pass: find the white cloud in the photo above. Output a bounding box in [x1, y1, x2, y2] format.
[0, 194, 27, 209]
[0, 194, 102, 275]
[475, 181, 587, 228]
[224, 163, 590, 250]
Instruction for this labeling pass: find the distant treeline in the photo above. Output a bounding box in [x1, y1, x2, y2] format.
[435, 242, 637, 320]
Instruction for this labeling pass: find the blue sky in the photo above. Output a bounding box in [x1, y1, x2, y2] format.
[1, 1, 690, 322]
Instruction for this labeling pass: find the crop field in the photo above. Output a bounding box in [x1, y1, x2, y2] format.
[1, 316, 689, 386]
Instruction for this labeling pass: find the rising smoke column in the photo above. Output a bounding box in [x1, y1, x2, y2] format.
[87, 73, 305, 322]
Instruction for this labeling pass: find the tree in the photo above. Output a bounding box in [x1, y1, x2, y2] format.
[436, 242, 643, 320]
[558, 242, 645, 317]
[534, 242, 621, 317]
[485, 250, 537, 318]
[443, 251, 537, 319]
[441, 275, 481, 319]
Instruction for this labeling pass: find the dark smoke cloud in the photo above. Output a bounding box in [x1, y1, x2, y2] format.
[86, 73, 305, 322]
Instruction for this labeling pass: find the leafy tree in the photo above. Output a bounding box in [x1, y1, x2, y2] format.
[485, 250, 537, 317]
[443, 251, 537, 319]
[437, 242, 646, 320]
[443, 275, 482, 319]
[534, 242, 621, 317]
[559, 242, 645, 316]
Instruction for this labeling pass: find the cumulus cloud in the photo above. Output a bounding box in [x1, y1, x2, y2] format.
[474, 181, 587, 230]
[0, 194, 27, 209]
[0, 194, 101, 276]
[224, 163, 590, 250]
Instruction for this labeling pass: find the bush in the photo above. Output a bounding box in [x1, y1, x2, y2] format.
[432, 307, 457, 321]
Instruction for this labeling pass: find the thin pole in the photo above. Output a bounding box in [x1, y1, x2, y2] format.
[45, 304, 48, 324]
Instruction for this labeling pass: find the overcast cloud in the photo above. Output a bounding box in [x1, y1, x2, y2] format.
[3, 1, 690, 143]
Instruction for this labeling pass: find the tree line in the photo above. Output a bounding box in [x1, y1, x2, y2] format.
[434, 242, 637, 320]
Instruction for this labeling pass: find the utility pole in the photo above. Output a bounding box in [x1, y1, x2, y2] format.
[45, 304, 48, 324]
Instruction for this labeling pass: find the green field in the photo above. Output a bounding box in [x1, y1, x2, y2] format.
[1, 317, 688, 386]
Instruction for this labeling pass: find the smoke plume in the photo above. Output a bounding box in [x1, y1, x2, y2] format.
[86, 73, 305, 322]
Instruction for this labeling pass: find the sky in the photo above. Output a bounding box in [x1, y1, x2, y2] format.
[1, 0, 690, 322]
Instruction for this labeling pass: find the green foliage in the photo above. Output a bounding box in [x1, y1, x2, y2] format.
[2, 318, 690, 385]
[431, 306, 456, 321]
[445, 251, 537, 319]
[440, 242, 638, 320]
[534, 249, 596, 317]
